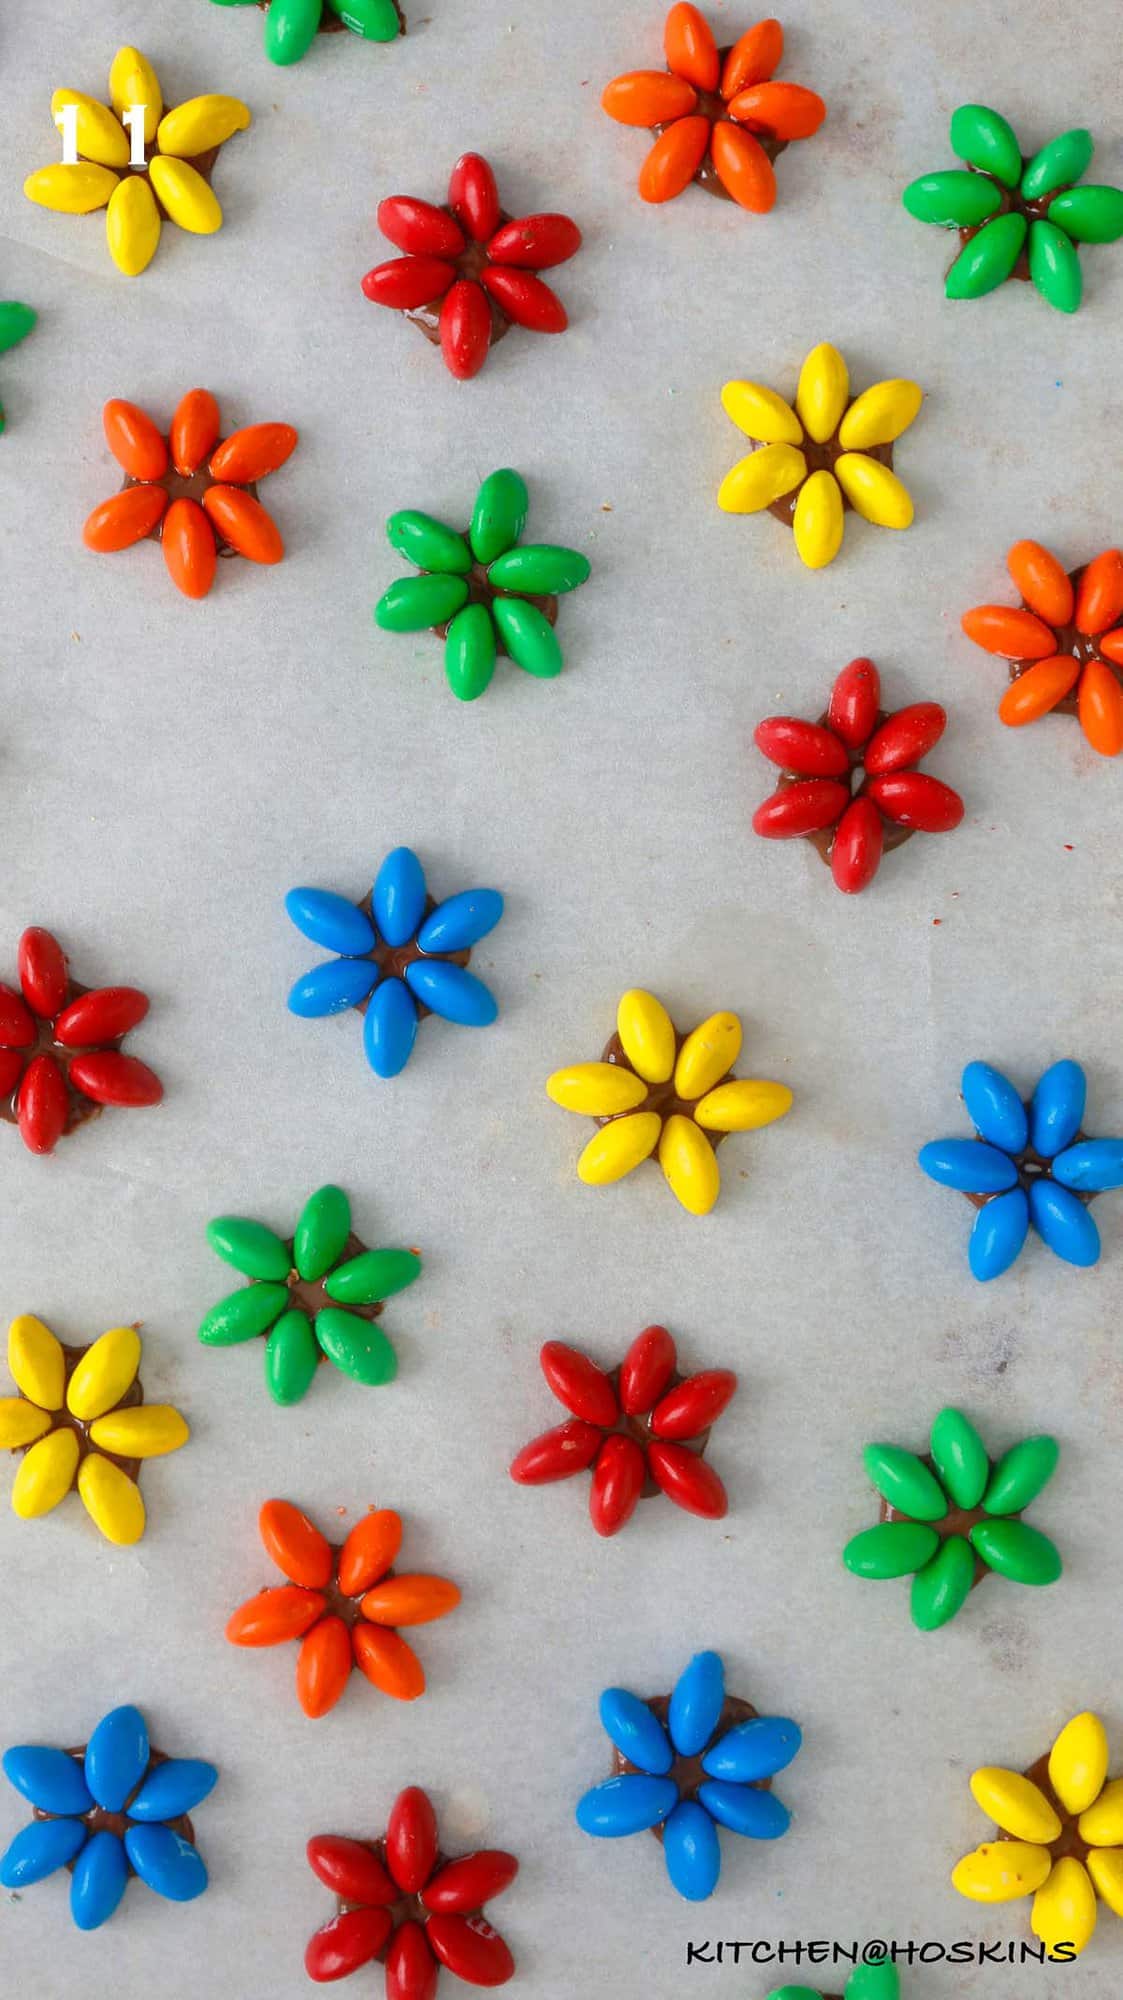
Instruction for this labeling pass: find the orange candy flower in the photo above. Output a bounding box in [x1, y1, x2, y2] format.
[962, 541, 1123, 757]
[602, 9, 825, 211]
[225, 1499, 460, 1719]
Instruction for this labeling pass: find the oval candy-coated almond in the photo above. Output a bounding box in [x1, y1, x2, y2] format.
[444, 605, 496, 700]
[620, 1325, 676, 1413]
[638, 116, 710, 203]
[710, 121, 776, 212]
[225, 1583, 326, 1646]
[470, 467, 529, 563]
[693, 1078, 792, 1131]
[170, 388, 220, 476]
[105, 175, 161, 275]
[910, 1534, 975, 1630]
[307, 1834, 396, 1905]
[292, 1184, 350, 1283]
[963, 1062, 1026, 1152]
[88, 1406, 188, 1458]
[983, 1435, 1059, 1515]
[971, 1769, 1062, 1844]
[202, 486, 283, 563]
[1078, 1778, 1123, 1846]
[1029, 219, 1082, 314]
[664, 2, 719, 90]
[1050, 1713, 1109, 1816]
[1022, 128, 1094, 201]
[949, 104, 1022, 187]
[9, 1315, 65, 1410]
[721, 379, 802, 445]
[305, 1908, 393, 1982]
[427, 1915, 514, 1988]
[378, 196, 465, 257]
[54, 985, 149, 1045]
[84, 484, 167, 552]
[540, 1341, 618, 1426]
[796, 343, 848, 443]
[50, 89, 130, 168]
[674, 1013, 741, 1100]
[952, 1841, 1052, 1903]
[601, 70, 698, 127]
[386, 510, 470, 576]
[492, 594, 562, 677]
[1033, 1857, 1099, 1958]
[103, 401, 167, 481]
[970, 1518, 1062, 1584]
[439, 278, 491, 378]
[834, 453, 913, 529]
[963, 604, 1057, 658]
[616, 989, 675, 1084]
[509, 1418, 603, 1483]
[209, 423, 297, 485]
[718, 444, 806, 513]
[314, 1310, 397, 1386]
[864, 702, 946, 773]
[647, 1441, 728, 1517]
[0, 986, 35, 1047]
[0, 1049, 24, 1093]
[207, 1216, 291, 1281]
[546, 1063, 649, 1116]
[659, 1113, 720, 1215]
[387, 1786, 439, 1893]
[448, 153, 500, 241]
[76, 1454, 145, 1544]
[24, 164, 119, 214]
[902, 170, 1003, 228]
[162, 497, 216, 598]
[109, 47, 162, 143]
[0, 1400, 52, 1449]
[12, 1429, 80, 1518]
[727, 82, 825, 141]
[17, 1055, 69, 1155]
[487, 211, 580, 269]
[1053, 1137, 1123, 1191]
[338, 1509, 402, 1595]
[589, 1433, 646, 1535]
[259, 1499, 332, 1588]
[1075, 549, 1123, 633]
[843, 1521, 940, 1577]
[351, 1623, 425, 1701]
[946, 211, 1027, 298]
[1077, 660, 1123, 755]
[862, 1443, 948, 1521]
[327, 0, 403, 46]
[384, 1920, 438, 2000]
[67, 1052, 162, 1106]
[362, 256, 456, 309]
[156, 95, 251, 158]
[66, 1325, 140, 1421]
[651, 1369, 737, 1439]
[1086, 1849, 1123, 1918]
[721, 18, 783, 96]
[488, 544, 590, 594]
[1007, 539, 1073, 624]
[752, 777, 850, 836]
[360, 1575, 460, 1627]
[1047, 185, 1123, 243]
[198, 1281, 289, 1346]
[18, 928, 68, 1017]
[831, 796, 883, 894]
[829, 657, 881, 745]
[481, 264, 567, 331]
[792, 468, 844, 568]
[297, 1615, 352, 1718]
[325, 1247, 420, 1304]
[754, 717, 850, 776]
[865, 772, 964, 830]
[423, 1851, 519, 1914]
[930, 1406, 989, 1508]
[377, 573, 470, 632]
[837, 379, 922, 451]
[576, 1772, 678, 1837]
[148, 155, 222, 234]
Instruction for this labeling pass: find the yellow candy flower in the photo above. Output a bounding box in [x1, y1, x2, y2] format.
[23, 46, 250, 276]
[718, 342, 923, 570]
[0, 1315, 188, 1546]
[953, 1712, 1123, 1959]
[546, 989, 792, 1216]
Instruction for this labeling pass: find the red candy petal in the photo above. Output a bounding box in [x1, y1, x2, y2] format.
[646, 1442, 729, 1519]
[0, 1049, 26, 1097]
[618, 1324, 676, 1415]
[753, 717, 849, 777]
[481, 266, 567, 333]
[509, 1419, 603, 1484]
[752, 779, 850, 838]
[361, 257, 457, 310]
[864, 772, 964, 831]
[589, 1434, 646, 1537]
[539, 1341, 618, 1426]
[0, 984, 37, 1049]
[18, 927, 69, 1017]
[377, 195, 466, 257]
[830, 796, 884, 894]
[422, 1850, 519, 1914]
[386, 1786, 438, 1894]
[306, 1833, 396, 1905]
[17, 1054, 69, 1155]
[67, 1052, 162, 1107]
[426, 1913, 515, 1988]
[387, 1920, 439, 2000]
[440, 280, 492, 379]
[53, 987, 149, 1048]
[650, 1369, 738, 1440]
[828, 656, 881, 746]
[864, 702, 946, 774]
[448, 153, 500, 241]
[486, 214, 581, 269]
[304, 1907, 393, 1982]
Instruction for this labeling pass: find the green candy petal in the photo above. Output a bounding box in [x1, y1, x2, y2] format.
[766, 1989, 823, 2000]
[0, 303, 36, 355]
[315, 1307, 398, 1385]
[470, 468, 529, 563]
[945, 211, 1027, 299]
[983, 1434, 1059, 1515]
[1021, 128, 1094, 201]
[264, 0, 323, 64]
[0, 404, 7, 437]
[324, 0, 401, 38]
[930, 1406, 989, 1509]
[949, 103, 1023, 188]
[910, 1536, 975, 1631]
[488, 544, 590, 596]
[970, 1518, 1062, 1585]
[386, 510, 471, 576]
[205, 1217, 292, 1281]
[1029, 218, 1082, 312]
[293, 1184, 352, 1282]
[376, 573, 469, 633]
[902, 170, 1003, 229]
[264, 1309, 319, 1405]
[445, 603, 497, 701]
[324, 1247, 421, 1305]
[198, 1282, 289, 1346]
[1047, 184, 1123, 243]
[846, 1962, 901, 2000]
[492, 596, 563, 678]
[861, 1444, 948, 1521]
[843, 1521, 940, 1579]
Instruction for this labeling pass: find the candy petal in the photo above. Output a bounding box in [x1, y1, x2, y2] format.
[77, 1456, 146, 1545]
[285, 888, 374, 957]
[148, 155, 222, 235]
[363, 976, 418, 1078]
[296, 1614, 353, 1717]
[2, 1745, 92, 1815]
[659, 1114, 720, 1216]
[1048, 185, 1123, 243]
[837, 379, 923, 449]
[360, 1574, 460, 1627]
[946, 212, 1027, 299]
[693, 1078, 792, 1132]
[910, 1536, 975, 1631]
[325, 1247, 421, 1304]
[128, 1759, 217, 1823]
[576, 1113, 662, 1186]
[339, 1508, 402, 1595]
[225, 1583, 326, 1646]
[952, 1840, 1051, 1902]
[124, 1823, 208, 1902]
[669, 1649, 724, 1756]
[265, 1310, 319, 1406]
[540, 1342, 619, 1425]
[718, 444, 806, 513]
[491, 594, 564, 677]
[903, 170, 1003, 228]
[102, 399, 167, 481]
[387, 1786, 438, 1892]
[710, 121, 776, 212]
[674, 1012, 741, 1099]
[727, 82, 826, 141]
[575, 1774, 678, 1837]
[1052, 1138, 1123, 1192]
[417, 889, 503, 953]
[962, 1060, 1028, 1154]
[861, 1444, 948, 1521]
[306, 1833, 397, 1905]
[373, 846, 427, 946]
[198, 1281, 289, 1346]
[1021, 128, 1094, 201]
[721, 380, 802, 445]
[1007, 539, 1074, 625]
[949, 104, 1022, 188]
[157, 93, 251, 157]
[259, 1498, 333, 1588]
[291, 956, 380, 1018]
[961, 604, 1057, 658]
[1086, 1848, 1123, 1913]
[65, 1324, 141, 1422]
[305, 1908, 393, 1981]
[598, 1689, 673, 1776]
[983, 1434, 1059, 1514]
[352, 1625, 426, 1701]
[294, 1184, 351, 1281]
[616, 989, 675, 1082]
[638, 116, 710, 204]
[84, 1704, 149, 1812]
[792, 469, 844, 569]
[1028, 218, 1082, 314]
[109, 47, 162, 142]
[796, 342, 848, 443]
[377, 196, 466, 257]
[930, 1407, 989, 1509]
[697, 1780, 790, 1839]
[834, 453, 914, 529]
[1078, 659, 1123, 756]
[0, 1399, 52, 1448]
[721, 19, 783, 95]
[1031, 1856, 1097, 1958]
[12, 1429, 79, 1519]
[546, 1063, 649, 1116]
[314, 1309, 398, 1386]
[0, 1816, 87, 1887]
[8, 1314, 65, 1410]
[71, 1830, 128, 1930]
[663, 1799, 721, 1902]
[843, 1521, 940, 1578]
[422, 1850, 519, 1913]
[1028, 1179, 1100, 1266]
[208, 421, 297, 486]
[601, 71, 698, 127]
[999, 655, 1082, 726]
[24, 163, 118, 214]
[969, 1188, 1029, 1281]
[971, 1518, 1062, 1585]
[917, 1139, 1019, 1193]
[405, 959, 497, 1026]
[1049, 1712, 1109, 1815]
[1080, 1782, 1123, 1848]
[1078, 551, 1123, 636]
[664, 3, 719, 89]
[170, 388, 220, 476]
[701, 1717, 802, 1784]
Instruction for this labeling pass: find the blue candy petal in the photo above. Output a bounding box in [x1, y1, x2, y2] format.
[372, 847, 427, 948]
[701, 1716, 802, 1784]
[285, 888, 375, 958]
[1052, 1138, 1123, 1193]
[0, 1817, 86, 1887]
[597, 1690, 673, 1776]
[668, 1651, 725, 1757]
[1028, 1180, 1101, 1267]
[70, 1830, 128, 1931]
[2, 1746, 93, 1816]
[1029, 1059, 1086, 1158]
[575, 1773, 678, 1838]
[404, 959, 498, 1027]
[662, 1799, 721, 1902]
[288, 957, 378, 1019]
[697, 1780, 791, 1839]
[124, 1824, 208, 1902]
[969, 1188, 1029, 1281]
[917, 1140, 1019, 1194]
[84, 1705, 149, 1812]
[127, 1759, 218, 1824]
[362, 975, 417, 1078]
[961, 1061, 1028, 1154]
[417, 889, 504, 954]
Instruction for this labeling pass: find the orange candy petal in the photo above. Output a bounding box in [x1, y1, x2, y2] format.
[1075, 548, 1123, 635]
[664, 3, 719, 90]
[1006, 540, 1073, 626]
[727, 81, 826, 139]
[103, 400, 167, 481]
[225, 1584, 326, 1647]
[711, 120, 776, 211]
[638, 115, 710, 203]
[721, 18, 784, 97]
[170, 388, 221, 476]
[83, 485, 167, 552]
[162, 496, 217, 599]
[338, 1508, 403, 1596]
[202, 485, 284, 564]
[601, 70, 698, 127]
[352, 1623, 426, 1701]
[961, 605, 1056, 659]
[209, 422, 299, 485]
[1097, 627, 1123, 665]
[1078, 658, 1123, 755]
[359, 1574, 461, 1628]
[259, 1499, 333, 1589]
[296, 1615, 353, 1718]
[998, 655, 1082, 726]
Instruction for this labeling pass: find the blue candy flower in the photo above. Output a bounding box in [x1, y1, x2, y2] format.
[285, 845, 504, 1078]
[919, 1060, 1123, 1280]
[0, 1705, 217, 1930]
[575, 1651, 801, 1902]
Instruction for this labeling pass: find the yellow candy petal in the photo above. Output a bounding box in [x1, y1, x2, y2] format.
[1031, 1857, 1097, 1958]
[837, 379, 923, 449]
[546, 1063, 649, 1116]
[718, 444, 806, 515]
[12, 1430, 79, 1520]
[970, 1768, 1062, 1845]
[157, 94, 251, 158]
[1079, 1779, 1123, 1848]
[834, 453, 914, 530]
[720, 380, 802, 445]
[694, 1078, 793, 1132]
[89, 1405, 189, 1460]
[792, 469, 843, 570]
[8, 1315, 65, 1411]
[658, 1114, 720, 1216]
[66, 1326, 141, 1421]
[1050, 1713, 1109, 1816]
[951, 1841, 1052, 1904]
[148, 154, 222, 234]
[577, 1113, 662, 1186]
[109, 46, 163, 143]
[795, 342, 849, 444]
[1086, 1847, 1123, 1916]
[0, 1399, 52, 1450]
[106, 175, 161, 275]
[674, 1012, 742, 1100]
[77, 1454, 146, 1546]
[50, 89, 130, 169]
[24, 163, 118, 214]
[616, 990, 675, 1085]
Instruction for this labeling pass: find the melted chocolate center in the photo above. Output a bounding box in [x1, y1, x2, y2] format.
[956, 164, 1076, 283]
[594, 1032, 731, 1152]
[32, 1747, 195, 1864]
[612, 1694, 763, 1842]
[651, 48, 789, 203]
[0, 978, 129, 1138]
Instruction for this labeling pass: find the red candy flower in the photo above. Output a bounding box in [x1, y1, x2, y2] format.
[752, 657, 965, 894]
[0, 927, 162, 1156]
[509, 1325, 737, 1537]
[361, 152, 581, 380]
[602, 8, 825, 210]
[305, 1786, 518, 1991]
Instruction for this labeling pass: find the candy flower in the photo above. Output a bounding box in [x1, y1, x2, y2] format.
[0, 302, 37, 436]
[0, 1704, 216, 1930]
[198, 1184, 422, 1404]
[962, 541, 1123, 757]
[286, 846, 504, 1078]
[547, 988, 791, 1216]
[23, 47, 250, 277]
[763, 1966, 900, 2000]
[919, 1060, 1123, 1279]
[510, 1324, 737, 1536]
[953, 1712, 1123, 1958]
[226, 1499, 459, 1718]
[752, 656, 964, 892]
[209, 0, 403, 67]
[83, 391, 298, 600]
[719, 344, 923, 569]
[362, 152, 582, 380]
[305, 1785, 518, 1987]
[602, 9, 824, 210]
[904, 106, 1123, 313]
[577, 1650, 801, 1902]
[843, 1407, 1061, 1631]
[0, 925, 162, 1156]
[375, 468, 591, 701]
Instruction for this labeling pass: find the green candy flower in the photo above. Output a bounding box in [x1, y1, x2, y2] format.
[767, 1961, 900, 2000]
[375, 468, 592, 702]
[0, 302, 37, 436]
[209, 0, 403, 68]
[903, 104, 1123, 313]
[198, 1184, 421, 1405]
[843, 1407, 1061, 1631]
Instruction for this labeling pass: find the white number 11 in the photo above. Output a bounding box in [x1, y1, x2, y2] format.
[54, 103, 148, 169]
